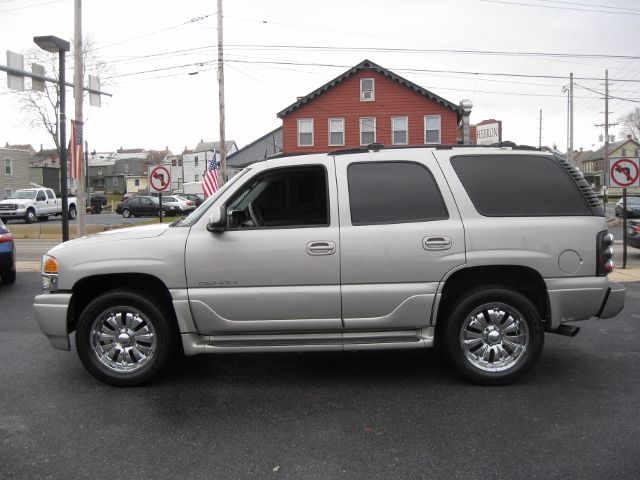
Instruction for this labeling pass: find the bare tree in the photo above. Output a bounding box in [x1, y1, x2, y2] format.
[618, 107, 640, 141]
[15, 37, 112, 150]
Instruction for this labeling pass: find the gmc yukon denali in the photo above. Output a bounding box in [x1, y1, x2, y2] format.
[33, 145, 625, 386]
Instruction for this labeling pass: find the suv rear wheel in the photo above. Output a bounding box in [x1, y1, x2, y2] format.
[443, 286, 544, 385]
[75, 289, 178, 386]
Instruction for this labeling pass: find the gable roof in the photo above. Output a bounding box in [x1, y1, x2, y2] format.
[194, 140, 238, 154]
[277, 59, 464, 121]
[579, 138, 640, 162]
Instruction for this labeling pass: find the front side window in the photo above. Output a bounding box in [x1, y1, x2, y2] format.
[226, 166, 328, 229]
[451, 154, 590, 216]
[328, 118, 345, 146]
[348, 161, 448, 225]
[298, 118, 314, 147]
[360, 117, 376, 145]
[425, 115, 441, 144]
[360, 78, 375, 101]
[392, 116, 408, 145]
[4, 158, 12, 175]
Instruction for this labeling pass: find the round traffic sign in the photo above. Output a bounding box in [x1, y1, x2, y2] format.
[610, 158, 639, 188]
[149, 165, 171, 192]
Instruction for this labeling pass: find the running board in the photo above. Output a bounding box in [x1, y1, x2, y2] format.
[181, 328, 435, 356]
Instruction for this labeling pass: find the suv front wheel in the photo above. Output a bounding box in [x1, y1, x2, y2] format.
[443, 286, 544, 385]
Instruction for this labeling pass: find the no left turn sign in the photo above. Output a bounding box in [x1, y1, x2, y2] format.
[149, 165, 171, 192]
[609, 157, 640, 188]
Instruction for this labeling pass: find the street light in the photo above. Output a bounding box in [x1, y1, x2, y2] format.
[34, 35, 71, 242]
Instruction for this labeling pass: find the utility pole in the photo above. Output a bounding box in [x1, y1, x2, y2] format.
[568, 73, 574, 164]
[217, 0, 227, 185]
[538, 109, 542, 148]
[74, 0, 86, 236]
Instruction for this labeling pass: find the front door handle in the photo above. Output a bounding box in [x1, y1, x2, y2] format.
[307, 241, 336, 256]
[423, 236, 452, 251]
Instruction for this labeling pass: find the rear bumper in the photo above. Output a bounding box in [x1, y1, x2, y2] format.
[597, 283, 626, 319]
[33, 293, 72, 351]
[545, 277, 625, 329]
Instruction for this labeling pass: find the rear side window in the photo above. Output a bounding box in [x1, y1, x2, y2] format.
[348, 161, 448, 225]
[451, 154, 590, 216]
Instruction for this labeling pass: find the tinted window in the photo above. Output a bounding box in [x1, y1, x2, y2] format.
[227, 166, 328, 229]
[348, 162, 448, 225]
[451, 154, 590, 216]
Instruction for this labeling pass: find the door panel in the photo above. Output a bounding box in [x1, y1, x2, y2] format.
[185, 159, 341, 334]
[335, 152, 466, 330]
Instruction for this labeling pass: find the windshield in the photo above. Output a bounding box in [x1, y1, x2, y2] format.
[8, 190, 36, 200]
[177, 168, 251, 227]
[626, 197, 640, 205]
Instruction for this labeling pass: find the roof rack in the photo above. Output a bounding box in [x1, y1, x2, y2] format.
[329, 143, 385, 156]
[329, 142, 540, 155]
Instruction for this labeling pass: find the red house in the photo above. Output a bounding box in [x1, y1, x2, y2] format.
[277, 59, 465, 154]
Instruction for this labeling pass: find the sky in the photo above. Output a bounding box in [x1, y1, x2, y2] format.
[1, 0, 639, 156]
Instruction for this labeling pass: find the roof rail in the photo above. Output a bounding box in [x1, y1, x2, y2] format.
[328, 143, 385, 156]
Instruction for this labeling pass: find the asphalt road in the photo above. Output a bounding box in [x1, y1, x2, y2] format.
[1, 273, 639, 479]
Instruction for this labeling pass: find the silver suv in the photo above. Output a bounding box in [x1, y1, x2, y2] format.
[33, 145, 625, 386]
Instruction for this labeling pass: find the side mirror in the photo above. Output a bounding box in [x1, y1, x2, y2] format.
[207, 205, 226, 232]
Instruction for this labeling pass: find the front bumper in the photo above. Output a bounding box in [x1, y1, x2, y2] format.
[33, 292, 72, 350]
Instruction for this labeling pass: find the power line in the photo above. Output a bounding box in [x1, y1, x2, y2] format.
[479, 0, 640, 15]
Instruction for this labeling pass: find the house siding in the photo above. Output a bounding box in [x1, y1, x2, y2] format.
[281, 70, 459, 153]
[1, 147, 34, 196]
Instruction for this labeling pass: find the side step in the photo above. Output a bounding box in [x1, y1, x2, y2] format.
[181, 328, 435, 356]
[549, 324, 580, 337]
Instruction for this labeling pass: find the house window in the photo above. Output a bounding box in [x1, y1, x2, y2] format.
[298, 118, 314, 146]
[392, 117, 408, 145]
[424, 115, 441, 144]
[194, 156, 199, 167]
[112, 178, 118, 186]
[97, 179, 104, 187]
[360, 117, 376, 145]
[5, 188, 12, 198]
[194, 174, 199, 182]
[4, 158, 12, 175]
[134, 179, 140, 186]
[98, 168, 103, 176]
[360, 78, 375, 101]
[328, 118, 345, 146]
[124, 164, 129, 173]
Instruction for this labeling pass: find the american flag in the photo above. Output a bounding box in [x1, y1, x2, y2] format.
[68, 119, 83, 180]
[202, 151, 219, 198]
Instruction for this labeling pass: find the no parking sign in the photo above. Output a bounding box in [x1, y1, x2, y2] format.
[609, 157, 640, 188]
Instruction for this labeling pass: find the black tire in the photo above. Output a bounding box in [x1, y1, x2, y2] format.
[25, 209, 37, 224]
[157, 209, 167, 217]
[94, 205, 102, 214]
[75, 289, 178, 386]
[122, 208, 131, 218]
[443, 286, 544, 386]
[1, 268, 16, 285]
[68, 206, 77, 220]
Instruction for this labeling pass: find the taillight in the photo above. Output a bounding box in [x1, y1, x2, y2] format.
[0, 232, 13, 243]
[597, 231, 614, 276]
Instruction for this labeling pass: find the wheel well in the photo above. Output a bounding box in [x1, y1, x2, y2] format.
[68, 273, 176, 333]
[436, 266, 549, 329]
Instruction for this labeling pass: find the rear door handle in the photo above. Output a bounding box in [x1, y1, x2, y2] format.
[423, 236, 452, 251]
[307, 241, 336, 255]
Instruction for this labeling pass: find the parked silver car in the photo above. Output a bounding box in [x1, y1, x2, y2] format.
[33, 145, 625, 386]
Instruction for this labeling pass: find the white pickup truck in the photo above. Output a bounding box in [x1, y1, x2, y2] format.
[0, 187, 78, 223]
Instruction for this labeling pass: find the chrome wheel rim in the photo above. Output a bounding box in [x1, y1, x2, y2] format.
[90, 306, 157, 373]
[460, 302, 529, 372]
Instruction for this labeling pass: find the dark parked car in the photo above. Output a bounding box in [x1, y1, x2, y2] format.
[88, 193, 108, 214]
[0, 218, 16, 284]
[180, 193, 205, 207]
[116, 195, 181, 218]
[626, 219, 640, 248]
[615, 196, 640, 218]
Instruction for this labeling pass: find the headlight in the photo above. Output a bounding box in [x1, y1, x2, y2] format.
[41, 254, 59, 292]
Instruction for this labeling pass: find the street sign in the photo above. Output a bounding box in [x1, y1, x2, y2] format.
[149, 165, 171, 192]
[609, 157, 640, 188]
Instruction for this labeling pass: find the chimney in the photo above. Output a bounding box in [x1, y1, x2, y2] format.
[628, 135, 632, 140]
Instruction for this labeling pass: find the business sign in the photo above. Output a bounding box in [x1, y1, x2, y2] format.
[475, 120, 502, 145]
[609, 157, 640, 188]
[149, 165, 171, 192]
